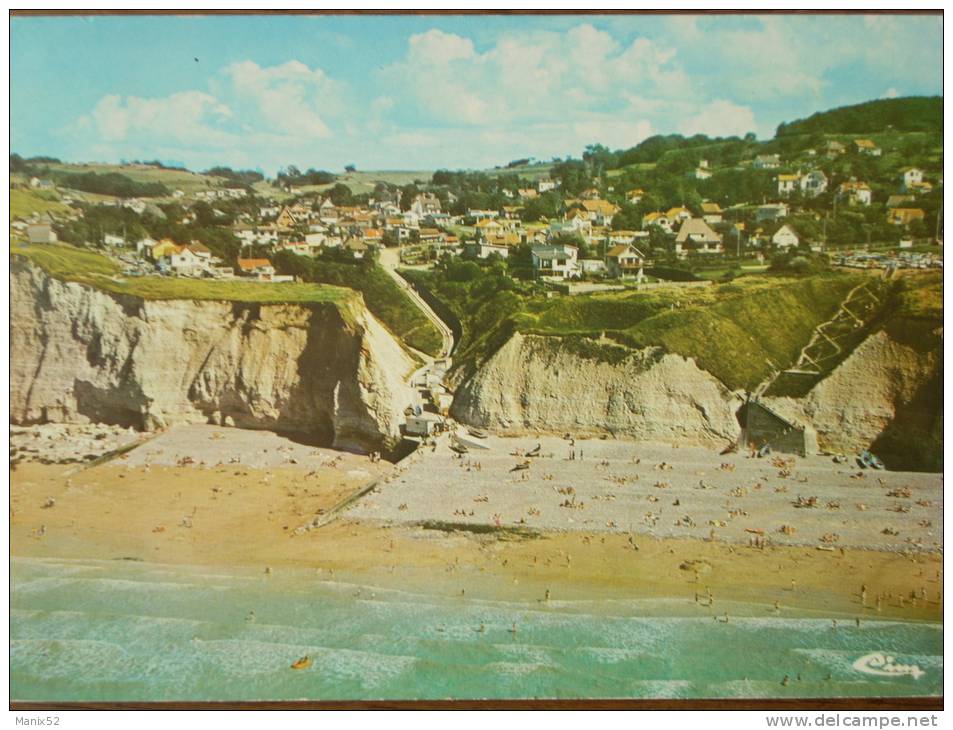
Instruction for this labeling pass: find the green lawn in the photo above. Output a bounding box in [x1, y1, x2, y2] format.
[10, 188, 74, 219]
[12, 243, 356, 307]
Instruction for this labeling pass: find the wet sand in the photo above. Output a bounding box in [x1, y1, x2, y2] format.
[10, 426, 942, 623]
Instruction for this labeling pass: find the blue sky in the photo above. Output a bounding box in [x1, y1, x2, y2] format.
[11, 13, 942, 174]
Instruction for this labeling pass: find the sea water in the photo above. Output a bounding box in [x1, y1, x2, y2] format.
[11, 557, 942, 701]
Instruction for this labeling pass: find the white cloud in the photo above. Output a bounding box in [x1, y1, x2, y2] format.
[74, 91, 236, 149]
[679, 100, 757, 139]
[67, 60, 349, 172]
[220, 60, 340, 138]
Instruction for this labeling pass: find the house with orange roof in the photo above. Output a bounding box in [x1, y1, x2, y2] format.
[887, 208, 926, 227]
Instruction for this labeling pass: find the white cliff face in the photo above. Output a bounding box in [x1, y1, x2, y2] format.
[765, 329, 940, 455]
[11, 260, 416, 452]
[451, 332, 742, 446]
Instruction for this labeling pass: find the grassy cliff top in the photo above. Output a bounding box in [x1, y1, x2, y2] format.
[12, 243, 357, 307]
[409, 267, 870, 391]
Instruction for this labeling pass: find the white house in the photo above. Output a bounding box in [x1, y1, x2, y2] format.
[777, 173, 800, 196]
[531, 243, 579, 279]
[464, 241, 509, 259]
[103, 233, 126, 247]
[537, 178, 557, 193]
[772, 224, 800, 249]
[642, 212, 673, 233]
[837, 180, 872, 206]
[753, 154, 781, 170]
[901, 168, 924, 192]
[755, 203, 789, 222]
[694, 159, 712, 180]
[700, 202, 723, 225]
[135, 237, 157, 256]
[578, 258, 607, 275]
[800, 170, 828, 197]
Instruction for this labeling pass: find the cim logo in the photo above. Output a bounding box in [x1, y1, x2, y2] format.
[852, 652, 925, 679]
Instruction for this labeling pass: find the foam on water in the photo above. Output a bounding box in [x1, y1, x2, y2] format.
[11, 557, 943, 702]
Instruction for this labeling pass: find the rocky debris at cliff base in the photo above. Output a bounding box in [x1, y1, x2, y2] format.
[10, 423, 143, 465]
[118, 423, 385, 471]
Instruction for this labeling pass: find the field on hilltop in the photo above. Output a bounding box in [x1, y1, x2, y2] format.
[11, 242, 356, 307]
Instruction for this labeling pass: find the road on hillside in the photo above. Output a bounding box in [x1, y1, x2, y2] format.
[378, 247, 454, 362]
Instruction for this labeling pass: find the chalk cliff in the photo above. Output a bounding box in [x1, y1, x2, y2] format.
[451, 325, 940, 469]
[451, 332, 742, 446]
[764, 329, 941, 466]
[11, 259, 416, 452]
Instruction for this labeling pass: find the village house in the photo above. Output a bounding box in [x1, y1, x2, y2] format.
[753, 154, 781, 170]
[700, 202, 723, 225]
[411, 193, 441, 218]
[234, 224, 279, 247]
[886, 194, 915, 209]
[150, 239, 180, 261]
[103, 233, 125, 247]
[135, 237, 157, 256]
[694, 159, 712, 180]
[578, 188, 601, 200]
[606, 230, 649, 247]
[120, 198, 147, 215]
[800, 170, 828, 197]
[580, 199, 620, 227]
[853, 139, 882, 157]
[674, 218, 723, 257]
[418, 228, 447, 245]
[163, 242, 216, 276]
[362, 228, 384, 246]
[29, 177, 55, 190]
[887, 207, 926, 227]
[537, 178, 557, 193]
[755, 203, 789, 222]
[665, 207, 693, 226]
[275, 206, 299, 230]
[237, 257, 292, 282]
[577, 258, 607, 276]
[901, 168, 924, 192]
[771, 224, 800, 249]
[826, 140, 846, 157]
[837, 180, 872, 206]
[642, 211, 673, 233]
[518, 187, 538, 200]
[625, 188, 645, 204]
[531, 243, 579, 279]
[474, 218, 505, 239]
[464, 241, 509, 259]
[276, 240, 321, 257]
[554, 210, 593, 237]
[606, 243, 646, 278]
[777, 173, 800, 196]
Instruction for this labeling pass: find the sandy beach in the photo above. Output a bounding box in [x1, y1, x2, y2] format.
[10, 425, 943, 623]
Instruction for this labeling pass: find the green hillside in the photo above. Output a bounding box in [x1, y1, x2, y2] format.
[407, 262, 863, 392]
[776, 96, 942, 137]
